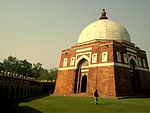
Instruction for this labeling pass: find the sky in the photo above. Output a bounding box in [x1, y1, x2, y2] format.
[0, 0, 150, 69]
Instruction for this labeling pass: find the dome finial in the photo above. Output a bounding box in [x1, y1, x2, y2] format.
[99, 9, 108, 20]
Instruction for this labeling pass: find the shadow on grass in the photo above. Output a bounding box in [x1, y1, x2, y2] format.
[0, 95, 50, 113]
[17, 106, 42, 113]
[1, 105, 42, 113]
[18, 94, 49, 103]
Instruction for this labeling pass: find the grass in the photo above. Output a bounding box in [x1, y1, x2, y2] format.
[18, 96, 150, 113]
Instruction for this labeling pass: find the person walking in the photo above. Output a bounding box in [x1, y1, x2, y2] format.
[94, 89, 99, 104]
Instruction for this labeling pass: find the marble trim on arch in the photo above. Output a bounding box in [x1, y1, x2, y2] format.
[75, 52, 92, 67]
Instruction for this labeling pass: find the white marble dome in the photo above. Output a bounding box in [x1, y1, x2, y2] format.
[77, 19, 131, 44]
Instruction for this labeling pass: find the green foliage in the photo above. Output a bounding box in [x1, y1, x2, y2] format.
[49, 68, 58, 80]
[0, 56, 58, 80]
[19, 96, 150, 113]
[3, 56, 19, 73]
[0, 62, 3, 70]
[18, 59, 32, 76]
[38, 68, 58, 81]
[38, 69, 49, 80]
[32, 62, 43, 78]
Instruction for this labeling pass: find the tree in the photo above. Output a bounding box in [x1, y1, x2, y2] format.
[2, 56, 33, 77]
[38, 69, 49, 80]
[0, 62, 3, 70]
[49, 68, 58, 81]
[0, 56, 58, 80]
[32, 62, 43, 78]
[3, 56, 19, 73]
[18, 59, 32, 77]
[38, 68, 58, 81]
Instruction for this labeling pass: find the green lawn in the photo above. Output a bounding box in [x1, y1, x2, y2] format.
[18, 96, 150, 113]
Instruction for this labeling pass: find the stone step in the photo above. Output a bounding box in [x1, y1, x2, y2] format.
[71, 93, 89, 97]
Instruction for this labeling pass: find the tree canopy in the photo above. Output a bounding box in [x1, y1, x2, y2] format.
[0, 56, 58, 80]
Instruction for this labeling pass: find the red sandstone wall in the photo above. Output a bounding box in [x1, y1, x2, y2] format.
[115, 66, 150, 96]
[138, 71, 150, 94]
[115, 66, 133, 96]
[88, 66, 116, 97]
[54, 69, 75, 96]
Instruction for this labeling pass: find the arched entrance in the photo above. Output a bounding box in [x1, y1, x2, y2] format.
[81, 75, 87, 92]
[74, 58, 88, 93]
[129, 59, 141, 95]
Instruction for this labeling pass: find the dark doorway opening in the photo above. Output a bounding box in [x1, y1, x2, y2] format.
[81, 75, 87, 93]
[130, 59, 141, 95]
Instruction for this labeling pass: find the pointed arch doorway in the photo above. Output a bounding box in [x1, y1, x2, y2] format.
[129, 59, 141, 95]
[74, 58, 88, 93]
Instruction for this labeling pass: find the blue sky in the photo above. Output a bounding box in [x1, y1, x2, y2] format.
[0, 0, 150, 69]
